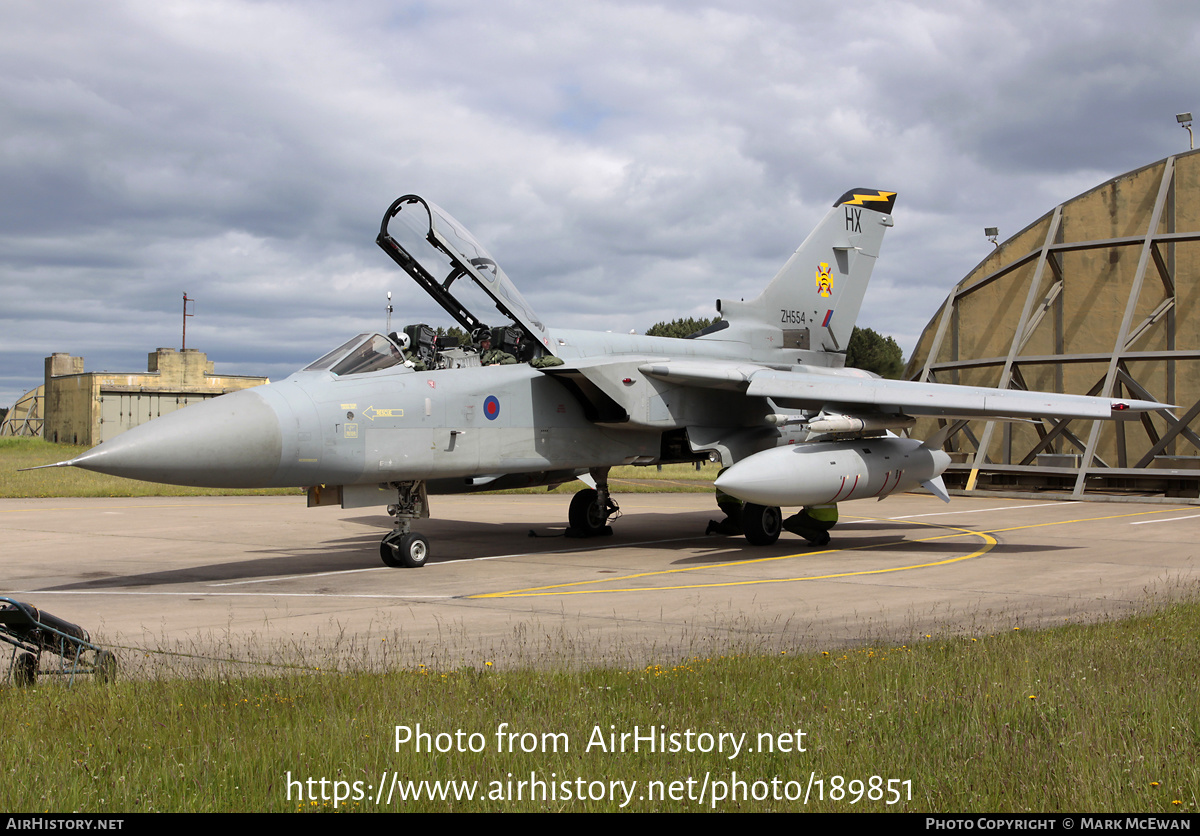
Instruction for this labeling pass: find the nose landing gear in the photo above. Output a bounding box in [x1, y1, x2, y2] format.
[380, 480, 431, 568]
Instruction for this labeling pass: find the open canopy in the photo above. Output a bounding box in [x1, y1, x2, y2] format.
[377, 195, 555, 355]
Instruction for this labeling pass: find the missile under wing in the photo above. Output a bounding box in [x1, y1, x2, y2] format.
[44, 189, 1167, 567]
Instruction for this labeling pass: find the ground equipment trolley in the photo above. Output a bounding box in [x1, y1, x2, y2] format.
[1, 597, 116, 686]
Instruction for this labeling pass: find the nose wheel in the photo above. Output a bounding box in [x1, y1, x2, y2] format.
[381, 531, 430, 568]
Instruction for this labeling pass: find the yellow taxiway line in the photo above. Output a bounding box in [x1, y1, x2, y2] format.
[472, 519, 996, 599]
[472, 505, 1188, 600]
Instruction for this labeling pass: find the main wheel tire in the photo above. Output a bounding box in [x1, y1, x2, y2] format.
[569, 488, 608, 535]
[13, 652, 37, 687]
[742, 503, 782, 546]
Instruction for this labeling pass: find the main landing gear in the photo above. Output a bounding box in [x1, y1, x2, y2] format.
[724, 502, 837, 547]
[567, 468, 619, 537]
[380, 480, 431, 568]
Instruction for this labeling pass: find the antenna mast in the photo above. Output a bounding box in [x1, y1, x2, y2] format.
[182, 293, 195, 350]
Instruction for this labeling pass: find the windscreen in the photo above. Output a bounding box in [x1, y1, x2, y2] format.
[303, 334, 406, 376]
[304, 334, 371, 372]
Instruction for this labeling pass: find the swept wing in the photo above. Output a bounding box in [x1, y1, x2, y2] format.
[638, 359, 1165, 421]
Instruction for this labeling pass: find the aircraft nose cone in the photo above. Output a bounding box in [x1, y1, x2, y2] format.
[68, 388, 285, 488]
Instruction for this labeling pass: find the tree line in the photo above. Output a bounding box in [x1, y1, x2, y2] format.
[645, 317, 904, 378]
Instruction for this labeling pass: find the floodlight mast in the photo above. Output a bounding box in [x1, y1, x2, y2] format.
[1178, 113, 1194, 150]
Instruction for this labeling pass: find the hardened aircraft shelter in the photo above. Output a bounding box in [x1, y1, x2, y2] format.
[906, 149, 1200, 499]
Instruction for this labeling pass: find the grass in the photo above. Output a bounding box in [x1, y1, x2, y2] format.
[2, 599, 1197, 812]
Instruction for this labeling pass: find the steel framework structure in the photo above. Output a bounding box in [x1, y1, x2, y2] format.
[906, 150, 1200, 498]
[0, 386, 44, 438]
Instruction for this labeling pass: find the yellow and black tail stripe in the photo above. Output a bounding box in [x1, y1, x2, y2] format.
[834, 188, 897, 213]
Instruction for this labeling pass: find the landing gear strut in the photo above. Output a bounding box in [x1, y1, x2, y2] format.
[567, 468, 619, 537]
[380, 480, 431, 567]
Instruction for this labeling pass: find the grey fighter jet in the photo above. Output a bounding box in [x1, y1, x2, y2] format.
[45, 189, 1163, 567]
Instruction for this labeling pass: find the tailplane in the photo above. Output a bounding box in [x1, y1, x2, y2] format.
[710, 189, 895, 361]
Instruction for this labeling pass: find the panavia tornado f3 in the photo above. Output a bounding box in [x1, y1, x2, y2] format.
[43, 189, 1164, 567]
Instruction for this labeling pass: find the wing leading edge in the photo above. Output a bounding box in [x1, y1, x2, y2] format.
[639, 360, 1168, 422]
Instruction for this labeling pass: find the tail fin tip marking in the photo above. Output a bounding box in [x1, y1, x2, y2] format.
[834, 189, 897, 214]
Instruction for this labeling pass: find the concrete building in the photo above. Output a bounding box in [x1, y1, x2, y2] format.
[39, 348, 267, 446]
[906, 149, 1200, 498]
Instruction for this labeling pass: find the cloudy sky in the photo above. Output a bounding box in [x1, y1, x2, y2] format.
[3, 0, 1198, 408]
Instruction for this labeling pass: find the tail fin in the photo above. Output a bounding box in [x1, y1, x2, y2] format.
[714, 188, 895, 358]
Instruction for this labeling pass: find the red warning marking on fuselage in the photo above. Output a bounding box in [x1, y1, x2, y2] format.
[872, 469, 904, 498]
[831, 474, 859, 502]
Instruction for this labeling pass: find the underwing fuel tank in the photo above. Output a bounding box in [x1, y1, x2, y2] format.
[713, 437, 951, 507]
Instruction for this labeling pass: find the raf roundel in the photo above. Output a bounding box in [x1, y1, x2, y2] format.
[483, 395, 500, 421]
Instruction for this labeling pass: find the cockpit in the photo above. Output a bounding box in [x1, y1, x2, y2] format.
[303, 322, 540, 377]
